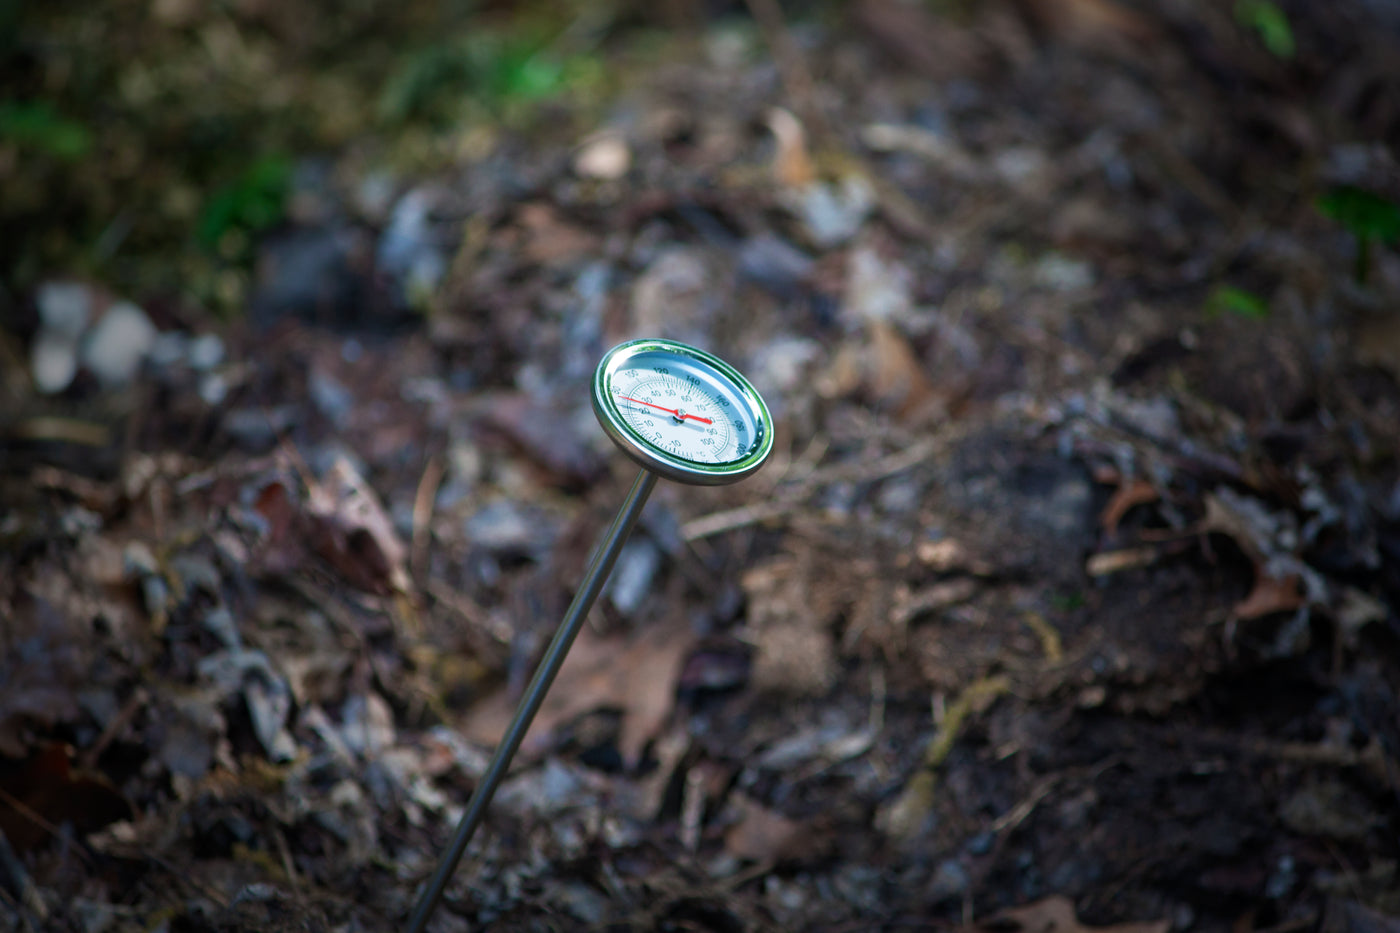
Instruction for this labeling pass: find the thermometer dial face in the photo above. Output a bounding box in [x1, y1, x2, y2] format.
[593, 339, 774, 485]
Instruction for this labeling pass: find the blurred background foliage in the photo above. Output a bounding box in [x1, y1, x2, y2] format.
[0, 0, 626, 309]
[4, 0, 1394, 318]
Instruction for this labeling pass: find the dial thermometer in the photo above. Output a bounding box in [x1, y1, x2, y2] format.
[407, 339, 773, 933]
[593, 338, 774, 485]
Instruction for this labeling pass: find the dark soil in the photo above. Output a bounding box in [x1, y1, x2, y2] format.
[2, 2, 1399, 932]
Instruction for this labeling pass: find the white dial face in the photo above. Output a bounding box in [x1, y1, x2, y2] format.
[610, 352, 753, 464]
[593, 340, 773, 485]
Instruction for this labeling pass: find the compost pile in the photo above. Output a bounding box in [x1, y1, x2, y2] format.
[2, 1, 1399, 931]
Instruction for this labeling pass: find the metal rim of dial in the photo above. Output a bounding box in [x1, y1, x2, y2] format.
[592, 338, 774, 486]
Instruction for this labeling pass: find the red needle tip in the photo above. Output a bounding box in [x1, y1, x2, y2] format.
[619, 395, 713, 425]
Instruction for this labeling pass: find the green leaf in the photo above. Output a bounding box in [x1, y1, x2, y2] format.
[1317, 186, 1400, 246]
[1234, 0, 1296, 60]
[1206, 285, 1270, 320]
[0, 101, 93, 161]
[197, 154, 292, 250]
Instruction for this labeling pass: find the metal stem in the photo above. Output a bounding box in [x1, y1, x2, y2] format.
[406, 468, 659, 933]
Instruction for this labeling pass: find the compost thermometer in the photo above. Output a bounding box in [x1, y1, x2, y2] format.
[407, 338, 773, 932]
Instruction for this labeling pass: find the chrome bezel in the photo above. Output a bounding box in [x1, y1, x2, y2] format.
[592, 338, 774, 486]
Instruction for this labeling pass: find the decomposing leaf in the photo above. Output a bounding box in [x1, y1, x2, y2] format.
[251, 478, 300, 572]
[1099, 476, 1159, 534]
[197, 649, 296, 762]
[722, 793, 818, 863]
[1232, 573, 1304, 621]
[516, 201, 599, 266]
[463, 618, 692, 769]
[1334, 587, 1387, 640]
[479, 393, 605, 489]
[1200, 489, 1280, 567]
[1199, 489, 1323, 619]
[304, 456, 411, 595]
[0, 743, 131, 853]
[868, 321, 936, 419]
[974, 895, 1169, 933]
[0, 587, 91, 758]
[821, 323, 937, 423]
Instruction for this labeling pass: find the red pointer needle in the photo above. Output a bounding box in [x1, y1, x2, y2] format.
[619, 395, 713, 425]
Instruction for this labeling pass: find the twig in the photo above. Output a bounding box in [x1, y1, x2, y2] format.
[411, 454, 444, 585]
[991, 775, 1061, 834]
[425, 578, 513, 650]
[80, 687, 149, 771]
[0, 786, 94, 871]
[682, 437, 937, 541]
[271, 823, 302, 898]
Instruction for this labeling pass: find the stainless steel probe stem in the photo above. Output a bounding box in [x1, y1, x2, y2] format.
[406, 468, 659, 933]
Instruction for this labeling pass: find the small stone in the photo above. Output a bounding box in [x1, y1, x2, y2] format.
[36, 280, 93, 338]
[199, 372, 229, 406]
[70, 897, 117, 933]
[341, 692, 396, 758]
[966, 830, 996, 855]
[354, 171, 398, 223]
[81, 301, 157, 387]
[222, 405, 297, 451]
[187, 333, 226, 370]
[928, 858, 970, 901]
[782, 175, 875, 248]
[31, 329, 80, 393]
[574, 132, 631, 180]
[555, 882, 609, 924]
[201, 606, 241, 649]
[843, 246, 915, 327]
[377, 188, 448, 306]
[149, 331, 189, 369]
[607, 539, 661, 615]
[1033, 253, 1095, 291]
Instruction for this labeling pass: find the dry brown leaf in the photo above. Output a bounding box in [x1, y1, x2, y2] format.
[516, 202, 599, 265]
[251, 478, 303, 575]
[723, 793, 817, 863]
[1099, 477, 1159, 534]
[868, 321, 936, 419]
[975, 895, 1169, 933]
[0, 743, 132, 853]
[305, 456, 411, 596]
[463, 618, 692, 770]
[1232, 573, 1305, 621]
[1199, 491, 1275, 567]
